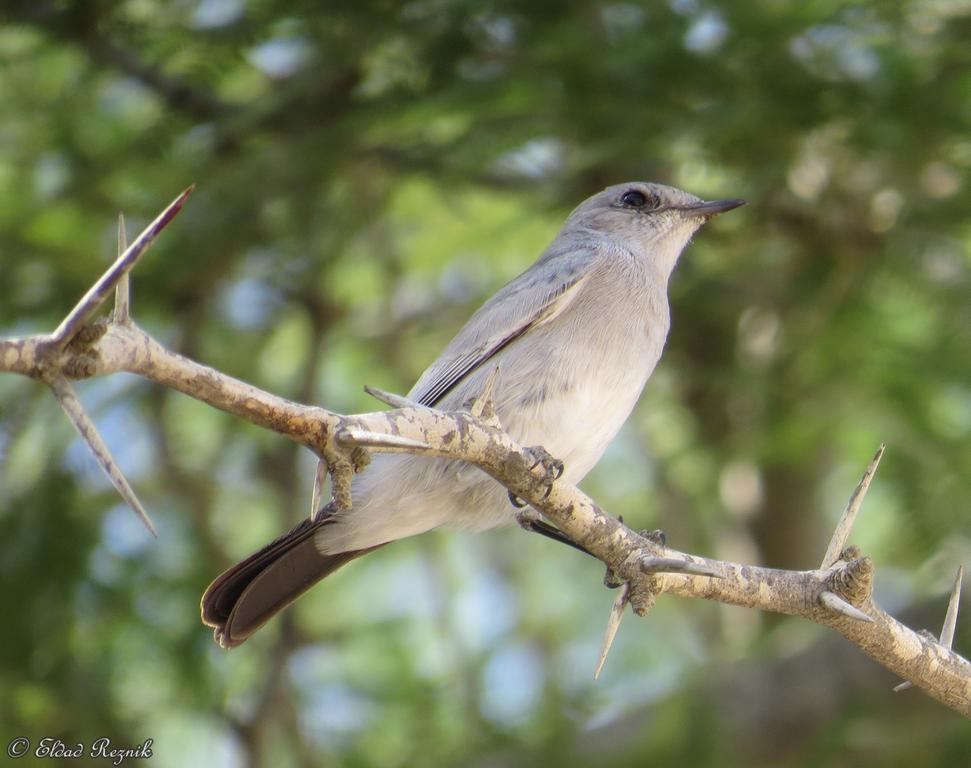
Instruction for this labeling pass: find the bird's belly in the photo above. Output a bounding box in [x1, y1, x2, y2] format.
[505, 363, 648, 484]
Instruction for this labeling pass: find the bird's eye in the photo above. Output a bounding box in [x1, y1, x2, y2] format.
[620, 189, 653, 208]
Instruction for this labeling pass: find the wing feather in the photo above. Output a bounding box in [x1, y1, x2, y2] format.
[410, 268, 589, 407]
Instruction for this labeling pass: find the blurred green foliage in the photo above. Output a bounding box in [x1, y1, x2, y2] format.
[1, 0, 970, 765]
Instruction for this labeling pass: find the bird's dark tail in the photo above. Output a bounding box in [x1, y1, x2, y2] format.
[201, 510, 382, 648]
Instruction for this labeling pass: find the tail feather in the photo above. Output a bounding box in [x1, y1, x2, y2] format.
[201, 512, 382, 648]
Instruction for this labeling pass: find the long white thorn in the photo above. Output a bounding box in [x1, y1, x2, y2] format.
[940, 565, 963, 649]
[47, 375, 157, 537]
[310, 458, 327, 518]
[595, 583, 630, 680]
[337, 428, 431, 451]
[470, 364, 501, 419]
[52, 186, 193, 346]
[113, 213, 131, 323]
[819, 590, 873, 623]
[363, 385, 424, 410]
[638, 555, 725, 579]
[821, 444, 885, 569]
[893, 566, 962, 693]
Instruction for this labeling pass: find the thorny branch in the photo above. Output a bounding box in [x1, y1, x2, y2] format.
[1, 191, 968, 718]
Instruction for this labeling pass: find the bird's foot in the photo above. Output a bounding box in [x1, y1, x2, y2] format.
[640, 528, 667, 547]
[515, 505, 593, 556]
[525, 444, 565, 484]
[507, 444, 564, 507]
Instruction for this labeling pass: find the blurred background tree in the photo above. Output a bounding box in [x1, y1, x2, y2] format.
[1, 0, 970, 765]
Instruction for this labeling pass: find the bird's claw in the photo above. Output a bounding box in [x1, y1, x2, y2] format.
[525, 445, 564, 483]
[640, 528, 667, 547]
[507, 446, 564, 508]
[506, 485, 554, 508]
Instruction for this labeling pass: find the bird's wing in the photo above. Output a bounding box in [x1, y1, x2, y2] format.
[409, 263, 591, 408]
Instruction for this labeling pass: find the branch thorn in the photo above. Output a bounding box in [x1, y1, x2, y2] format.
[940, 564, 963, 650]
[821, 443, 885, 569]
[310, 457, 327, 518]
[52, 185, 194, 347]
[363, 385, 423, 410]
[595, 582, 629, 680]
[895, 564, 966, 692]
[819, 590, 873, 623]
[469, 364, 501, 420]
[638, 555, 725, 579]
[337, 427, 431, 452]
[114, 213, 132, 324]
[47, 375, 157, 537]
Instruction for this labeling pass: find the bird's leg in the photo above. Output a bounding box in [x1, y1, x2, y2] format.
[514, 505, 594, 556]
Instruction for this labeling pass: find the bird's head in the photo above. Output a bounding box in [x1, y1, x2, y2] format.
[566, 181, 744, 278]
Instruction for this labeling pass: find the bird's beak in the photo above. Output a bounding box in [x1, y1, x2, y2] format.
[680, 198, 746, 218]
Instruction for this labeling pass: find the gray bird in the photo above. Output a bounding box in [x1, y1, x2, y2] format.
[201, 182, 744, 647]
